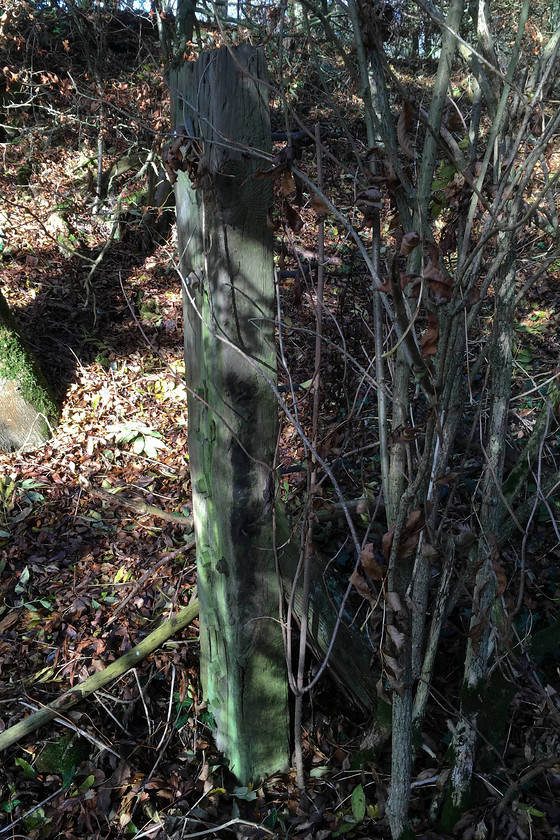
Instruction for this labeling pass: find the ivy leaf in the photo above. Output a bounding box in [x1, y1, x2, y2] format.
[351, 783, 366, 822]
[15, 758, 36, 779]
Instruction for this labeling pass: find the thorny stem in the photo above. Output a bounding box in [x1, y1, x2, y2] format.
[311, 123, 325, 488]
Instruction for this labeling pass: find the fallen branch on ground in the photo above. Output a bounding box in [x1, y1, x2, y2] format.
[79, 476, 194, 530]
[0, 600, 199, 752]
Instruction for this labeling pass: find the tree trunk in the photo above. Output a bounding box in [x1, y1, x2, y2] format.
[0, 290, 59, 452]
[169, 46, 289, 784]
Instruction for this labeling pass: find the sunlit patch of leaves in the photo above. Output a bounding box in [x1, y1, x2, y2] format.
[105, 421, 168, 459]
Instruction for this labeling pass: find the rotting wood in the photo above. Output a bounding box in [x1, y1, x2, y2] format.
[275, 505, 379, 713]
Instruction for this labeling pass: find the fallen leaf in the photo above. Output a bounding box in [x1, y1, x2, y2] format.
[376, 676, 392, 703]
[372, 278, 392, 294]
[421, 541, 440, 562]
[357, 187, 383, 226]
[382, 525, 395, 560]
[255, 145, 295, 179]
[434, 470, 460, 486]
[0, 610, 21, 633]
[427, 276, 453, 299]
[388, 423, 423, 444]
[454, 529, 477, 555]
[280, 170, 296, 196]
[492, 558, 507, 595]
[423, 242, 453, 299]
[381, 651, 403, 680]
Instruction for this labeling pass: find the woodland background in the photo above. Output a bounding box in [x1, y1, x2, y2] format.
[0, 0, 559, 839]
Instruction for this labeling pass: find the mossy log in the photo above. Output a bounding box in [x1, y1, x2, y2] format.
[0, 290, 59, 452]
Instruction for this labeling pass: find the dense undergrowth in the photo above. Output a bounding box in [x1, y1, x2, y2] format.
[1, 2, 560, 838]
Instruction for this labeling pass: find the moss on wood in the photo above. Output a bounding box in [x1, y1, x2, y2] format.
[0, 290, 59, 451]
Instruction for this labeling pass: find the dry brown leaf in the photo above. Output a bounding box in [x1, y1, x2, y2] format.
[255, 146, 294, 180]
[492, 558, 507, 596]
[372, 278, 392, 294]
[357, 187, 383, 205]
[400, 273, 422, 296]
[382, 524, 395, 560]
[466, 619, 487, 645]
[421, 541, 439, 561]
[254, 162, 286, 180]
[284, 200, 304, 234]
[420, 310, 440, 357]
[397, 100, 415, 160]
[439, 223, 456, 255]
[280, 170, 296, 196]
[399, 509, 424, 557]
[391, 679, 406, 696]
[454, 529, 477, 555]
[376, 676, 392, 704]
[311, 193, 330, 217]
[400, 231, 420, 255]
[423, 242, 453, 300]
[385, 590, 403, 613]
[350, 570, 374, 603]
[381, 651, 403, 678]
[427, 277, 453, 300]
[312, 498, 335, 514]
[361, 543, 385, 581]
[0, 609, 21, 633]
[434, 469, 460, 486]
[386, 623, 406, 650]
[357, 187, 383, 226]
[382, 509, 424, 560]
[388, 423, 423, 445]
[465, 160, 483, 181]
[426, 241, 440, 268]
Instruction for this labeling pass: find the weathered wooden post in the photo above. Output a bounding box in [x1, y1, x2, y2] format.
[169, 47, 289, 783]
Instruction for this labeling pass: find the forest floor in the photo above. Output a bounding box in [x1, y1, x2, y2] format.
[1, 12, 560, 840]
[0, 67, 392, 840]
[0, 146, 387, 839]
